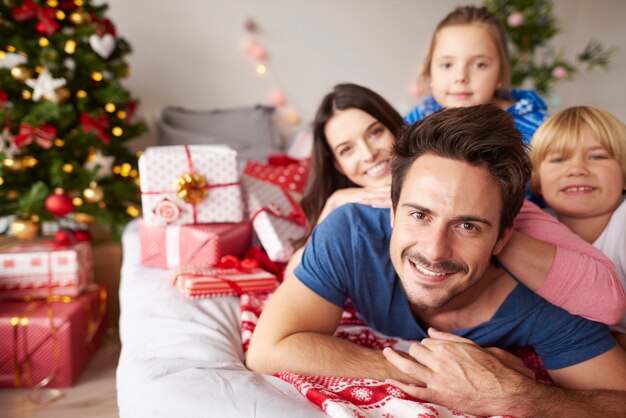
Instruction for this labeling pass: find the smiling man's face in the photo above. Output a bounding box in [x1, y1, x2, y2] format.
[389, 153, 510, 312]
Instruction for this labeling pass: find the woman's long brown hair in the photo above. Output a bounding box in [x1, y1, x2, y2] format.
[294, 83, 405, 248]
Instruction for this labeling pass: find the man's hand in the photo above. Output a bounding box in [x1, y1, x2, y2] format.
[383, 328, 534, 416]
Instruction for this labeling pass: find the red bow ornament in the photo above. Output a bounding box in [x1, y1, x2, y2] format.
[12, 0, 59, 35]
[80, 113, 110, 145]
[13, 123, 56, 149]
[215, 255, 258, 272]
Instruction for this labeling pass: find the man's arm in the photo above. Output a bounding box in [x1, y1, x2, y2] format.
[497, 200, 625, 324]
[245, 273, 414, 381]
[383, 328, 626, 418]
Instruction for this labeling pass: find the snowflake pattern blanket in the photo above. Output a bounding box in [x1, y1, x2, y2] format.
[240, 293, 552, 418]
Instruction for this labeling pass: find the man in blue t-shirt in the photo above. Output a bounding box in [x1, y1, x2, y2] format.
[247, 105, 626, 417]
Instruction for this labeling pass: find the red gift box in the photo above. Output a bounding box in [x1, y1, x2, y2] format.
[0, 284, 107, 388]
[138, 219, 252, 270]
[242, 159, 310, 262]
[173, 265, 279, 299]
[0, 239, 93, 300]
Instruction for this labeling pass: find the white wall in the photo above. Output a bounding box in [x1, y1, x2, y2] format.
[106, 0, 626, 149]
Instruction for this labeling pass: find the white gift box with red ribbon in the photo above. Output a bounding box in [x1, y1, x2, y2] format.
[0, 240, 93, 299]
[139, 145, 244, 226]
[173, 266, 279, 299]
[242, 172, 307, 263]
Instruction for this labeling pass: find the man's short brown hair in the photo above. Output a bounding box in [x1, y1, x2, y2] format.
[391, 104, 531, 237]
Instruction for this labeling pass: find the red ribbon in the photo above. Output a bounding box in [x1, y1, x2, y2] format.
[12, 0, 59, 35]
[250, 189, 306, 227]
[35, 6, 59, 36]
[12, 0, 36, 21]
[13, 123, 56, 149]
[215, 255, 258, 272]
[80, 113, 110, 145]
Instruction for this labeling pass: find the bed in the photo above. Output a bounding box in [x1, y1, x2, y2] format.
[116, 220, 326, 418]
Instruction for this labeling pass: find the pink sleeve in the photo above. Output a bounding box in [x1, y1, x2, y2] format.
[514, 200, 626, 324]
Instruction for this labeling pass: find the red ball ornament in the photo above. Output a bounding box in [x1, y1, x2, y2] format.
[73, 230, 92, 242]
[54, 229, 74, 246]
[45, 193, 74, 217]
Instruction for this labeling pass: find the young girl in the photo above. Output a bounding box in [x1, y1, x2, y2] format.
[531, 106, 626, 348]
[404, 6, 546, 144]
[287, 82, 624, 326]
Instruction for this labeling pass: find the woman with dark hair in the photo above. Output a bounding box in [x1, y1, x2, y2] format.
[296, 83, 405, 247]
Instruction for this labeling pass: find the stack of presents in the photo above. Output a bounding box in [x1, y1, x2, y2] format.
[0, 233, 108, 389]
[0, 104, 311, 391]
[138, 142, 310, 298]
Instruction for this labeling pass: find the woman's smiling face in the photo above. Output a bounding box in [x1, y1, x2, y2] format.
[324, 108, 396, 187]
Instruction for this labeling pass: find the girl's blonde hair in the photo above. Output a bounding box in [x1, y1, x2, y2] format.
[420, 6, 511, 96]
[530, 106, 626, 193]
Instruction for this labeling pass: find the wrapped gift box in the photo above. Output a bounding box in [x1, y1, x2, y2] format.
[0, 284, 107, 388]
[0, 239, 93, 300]
[139, 219, 252, 270]
[242, 160, 309, 262]
[139, 145, 244, 226]
[173, 266, 279, 299]
[244, 158, 310, 194]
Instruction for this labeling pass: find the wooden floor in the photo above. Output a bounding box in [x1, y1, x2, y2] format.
[0, 330, 121, 418]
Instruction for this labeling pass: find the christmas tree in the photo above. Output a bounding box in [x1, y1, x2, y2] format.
[484, 0, 616, 95]
[0, 0, 146, 240]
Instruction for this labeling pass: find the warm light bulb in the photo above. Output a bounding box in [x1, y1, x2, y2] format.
[6, 45, 16, 52]
[72, 197, 84, 206]
[62, 163, 74, 173]
[76, 90, 87, 99]
[256, 64, 266, 74]
[47, 0, 59, 6]
[104, 103, 116, 112]
[120, 163, 132, 177]
[54, 138, 65, 147]
[117, 110, 127, 119]
[91, 71, 103, 81]
[38, 38, 50, 47]
[64, 40, 76, 54]
[22, 90, 32, 100]
[126, 206, 140, 218]
[112, 127, 123, 137]
[56, 10, 66, 20]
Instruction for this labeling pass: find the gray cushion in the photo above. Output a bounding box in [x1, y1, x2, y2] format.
[158, 105, 284, 161]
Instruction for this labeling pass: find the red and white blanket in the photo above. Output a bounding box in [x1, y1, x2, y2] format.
[240, 293, 552, 418]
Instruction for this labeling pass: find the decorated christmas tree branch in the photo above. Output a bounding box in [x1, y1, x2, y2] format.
[484, 0, 617, 95]
[0, 0, 146, 240]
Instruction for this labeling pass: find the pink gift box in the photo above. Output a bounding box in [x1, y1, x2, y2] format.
[242, 160, 309, 262]
[139, 219, 252, 270]
[173, 266, 279, 299]
[0, 240, 93, 300]
[139, 145, 245, 226]
[0, 284, 107, 388]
